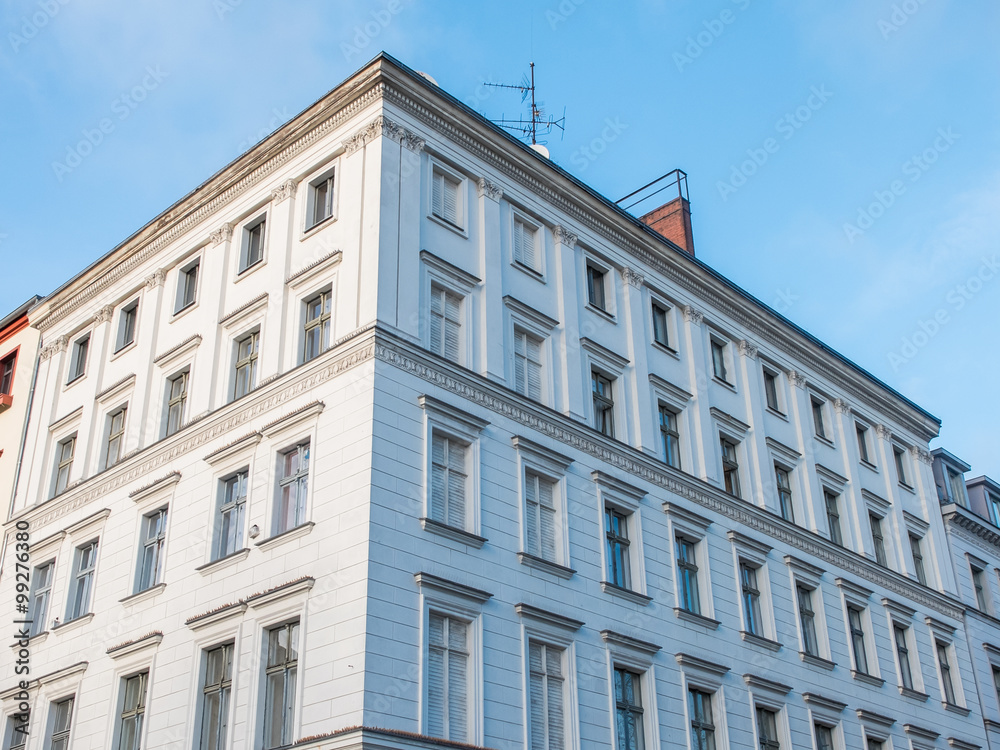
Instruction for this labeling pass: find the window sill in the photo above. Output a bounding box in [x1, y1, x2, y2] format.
[673, 608, 720, 630]
[195, 548, 250, 575]
[585, 303, 616, 323]
[765, 407, 788, 421]
[255, 521, 315, 551]
[120, 582, 166, 606]
[741, 631, 782, 652]
[170, 300, 199, 323]
[110, 340, 137, 361]
[900, 686, 929, 702]
[10, 631, 48, 650]
[851, 670, 885, 687]
[600, 581, 652, 606]
[420, 518, 487, 549]
[302, 213, 336, 238]
[651, 341, 680, 360]
[53, 613, 94, 633]
[712, 376, 737, 392]
[943, 702, 971, 717]
[800, 652, 835, 670]
[860, 459, 879, 473]
[518, 552, 574, 579]
[512, 259, 545, 283]
[427, 212, 468, 238]
[814, 434, 835, 448]
[64, 373, 86, 390]
[235, 258, 266, 282]
[898, 482, 916, 494]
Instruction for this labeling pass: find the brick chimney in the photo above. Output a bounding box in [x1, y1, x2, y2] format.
[619, 169, 695, 256]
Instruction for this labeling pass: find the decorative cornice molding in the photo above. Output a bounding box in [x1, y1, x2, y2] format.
[271, 179, 298, 204]
[153, 334, 202, 367]
[622, 267, 644, 288]
[210, 222, 234, 246]
[345, 114, 424, 155]
[944, 508, 1000, 555]
[414, 572, 492, 604]
[601, 629, 661, 656]
[737, 339, 758, 359]
[219, 293, 269, 327]
[683, 305, 703, 325]
[552, 225, 577, 248]
[476, 177, 502, 201]
[514, 603, 584, 632]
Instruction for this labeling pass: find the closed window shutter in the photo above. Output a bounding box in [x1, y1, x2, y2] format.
[526, 335, 542, 400]
[514, 331, 527, 395]
[446, 440, 466, 529]
[430, 288, 444, 355]
[431, 434, 447, 523]
[525, 472, 539, 555]
[529, 643, 564, 749]
[529, 643, 546, 750]
[539, 478, 557, 562]
[432, 172, 444, 218]
[447, 619, 468, 741]
[428, 613, 446, 738]
[546, 646, 565, 750]
[443, 177, 459, 224]
[443, 291, 461, 362]
[514, 219, 535, 267]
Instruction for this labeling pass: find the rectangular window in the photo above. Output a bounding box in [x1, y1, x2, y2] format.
[216, 470, 248, 559]
[427, 613, 469, 742]
[893, 624, 913, 690]
[233, 331, 259, 399]
[176, 259, 199, 313]
[430, 285, 462, 363]
[303, 290, 332, 362]
[811, 398, 827, 440]
[586, 264, 607, 311]
[48, 696, 74, 750]
[68, 334, 89, 382]
[136, 508, 168, 592]
[856, 424, 872, 464]
[165, 371, 188, 436]
[308, 170, 335, 228]
[721, 438, 741, 498]
[592, 371, 615, 438]
[605, 507, 631, 589]
[430, 433, 467, 530]
[893, 446, 908, 486]
[847, 606, 869, 674]
[68, 541, 97, 621]
[763, 368, 780, 412]
[116, 300, 138, 351]
[936, 641, 957, 705]
[972, 566, 989, 611]
[796, 585, 819, 657]
[105, 406, 128, 468]
[431, 168, 462, 227]
[740, 561, 763, 636]
[866, 740, 883, 750]
[53, 434, 76, 496]
[513, 328, 543, 401]
[5, 716, 26, 750]
[755, 707, 780, 750]
[200, 643, 233, 750]
[513, 217, 538, 271]
[0, 352, 14, 395]
[910, 534, 927, 585]
[825, 492, 843, 546]
[710, 339, 728, 382]
[117, 672, 147, 750]
[688, 689, 716, 750]
[948, 469, 967, 507]
[524, 471, 557, 563]
[992, 666, 1000, 707]
[651, 302, 670, 347]
[240, 216, 266, 272]
[814, 724, 834, 750]
[775, 466, 794, 522]
[275, 442, 310, 535]
[528, 641, 564, 750]
[263, 622, 298, 750]
[869, 514, 887, 567]
[29, 561, 54, 637]
[614, 668, 644, 750]
[989, 493, 1000, 528]
[676, 536, 701, 615]
[659, 405, 681, 469]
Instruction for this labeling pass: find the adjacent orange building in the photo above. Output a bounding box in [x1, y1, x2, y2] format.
[0, 295, 42, 512]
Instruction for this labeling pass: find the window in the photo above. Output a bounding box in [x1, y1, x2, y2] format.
[720, 438, 741, 498]
[200, 643, 233, 750]
[263, 622, 299, 749]
[431, 167, 462, 227]
[710, 338, 728, 382]
[688, 689, 716, 750]
[117, 672, 147, 750]
[53, 434, 76, 495]
[302, 289, 332, 362]
[847, 606, 870, 674]
[105, 406, 128, 469]
[5, 716, 26, 750]
[676, 536, 701, 615]
[740, 561, 764, 636]
[796, 586, 819, 657]
[528, 641, 565, 750]
[275, 442, 310, 535]
[613, 668, 645, 750]
[592, 371, 615, 437]
[216, 470, 247, 560]
[947, 468, 967, 506]
[825, 492, 843, 546]
[811, 398, 828, 440]
[430, 433, 468, 530]
[513, 328, 543, 401]
[47, 697, 74, 750]
[989, 492, 1000, 527]
[605, 507, 632, 589]
[233, 330, 259, 399]
[893, 624, 914, 690]
[136, 508, 168, 592]
[240, 215, 266, 272]
[856, 423, 872, 464]
[68, 334, 89, 382]
[165, 371, 188, 436]
[775, 466, 794, 522]
[869, 514, 887, 566]
[755, 707, 780, 750]
[936, 641, 957, 705]
[763, 368, 780, 412]
[524, 471, 557, 563]
[972, 565, 989, 611]
[67, 541, 97, 621]
[116, 300, 138, 351]
[651, 302, 670, 347]
[29, 561, 54, 636]
[0, 352, 14, 395]
[513, 216, 539, 271]
[176, 259, 200, 313]
[893, 446, 909, 486]
[658, 405, 681, 469]
[866, 739, 883, 750]
[308, 169, 335, 228]
[427, 613, 469, 741]
[909, 534, 927, 585]
[814, 724, 834, 750]
[992, 666, 1000, 707]
[429, 284, 463, 363]
[586, 263, 607, 311]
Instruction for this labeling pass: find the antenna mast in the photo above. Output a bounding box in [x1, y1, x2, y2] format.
[483, 62, 565, 146]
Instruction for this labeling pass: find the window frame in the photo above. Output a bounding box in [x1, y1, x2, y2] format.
[512, 325, 545, 402]
[595, 473, 648, 599]
[46, 695, 74, 750]
[774, 464, 794, 523]
[114, 671, 149, 750]
[868, 512, 888, 567]
[513, 437, 572, 572]
[510, 207, 543, 275]
[115, 298, 139, 353]
[197, 641, 234, 750]
[811, 395, 830, 442]
[232, 328, 260, 401]
[856, 422, 874, 466]
[67, 333, 90, 383]
[301, 287, 333, 364]
[504, 296, 557, 407]
[971, 561, 991, 613]
[720, 436, 742, 498]
[52, 433, 77, 497]
[786, 556, 832, 664]
[650, 297, 674, 351]
[591, 369, 617, 438]
[0, 350, 16, 396]
[273, 441, 311, 536]
[908, 530, 928, 586]
[729, 532, 777, 645]
[174, 257, 201, 314]
[421, 251, 478, 368]
[134, 506, 168, 593]
[29, 559, 55, 636]
[935, 639, 959, 707]
[893, 444, 911, 488]
[666, 504, 714, 623]
[164, 369, 189, 437]
[585, 261, 610, 313]
[261, 620, 299, 750]
[761, 365, 784, 414]
[429, 160, 466, 232]
[103, 404, 129, 470]
[824, 490, 844, 547]
[305, 165, 337, 230]
[214, 467, 249, 560]
[658, 403, 682, 470]
[238, 212, 268, 274]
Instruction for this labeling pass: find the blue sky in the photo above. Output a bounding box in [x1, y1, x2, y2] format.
[1, 0, 997, 478]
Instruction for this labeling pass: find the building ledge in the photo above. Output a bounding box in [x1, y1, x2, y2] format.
[52, 613, 94, 634]
[741, 631, 782, 652]
[851, 670, 885, 688]
[119, 583, 166, 606]
[799, 652, 835, 671]
[601, 581, 653, 606]
[900, 687, 929, 702]
[517, 552, 575, 579]
[419, 518, 487, 548]
[196, 548, 251, 575]
[943, 702, 972, 717]
[673, 608, 720, 630]
[255, 522, 315, 551]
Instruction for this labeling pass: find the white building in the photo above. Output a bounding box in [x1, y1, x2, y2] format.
[1, 53, 994, 750]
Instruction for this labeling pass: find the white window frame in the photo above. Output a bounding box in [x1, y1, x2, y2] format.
[761, 362, 786, 415]
[583, 253, 615, 317]
[231, 327, 261, 401]
[300, 285, 333, 364]
[766, 437, 802, 523]
[904, 513, 931, 587]
[194, 640, 236, 750]
[648, 292, 677, 352]
[855, 420, 876, 467]
[665, 503, 716, 624]
[52, 432, 77, 497]
[602, 630, 662, 750]
[968, 554, 992, 613]
[174, 256, 201, 315]
[893, 443, 912, 488]
[881, 597, 926, 698]
[163, 368, 189, 438]
[115, 298, 140, 353]
[810, 393, 833, 443]
[238, 212, 268, 274]
[421, 251, 478, 369]
[29, 559, 56, 636]
[212, 465, 250, 561]
[708, 332, 733, 385]
[272, 440, 312, 537]
[67, 333, 90, 383]
[512, 436, 573, 575]
[134, 506, 169, 594]
[745, 676, 792, 750]
[504, 297, 557, 406]
[856, 710, 896, 750]
[595, 471, 649, 601]
[785, 555, 833, 665]
[510, 206, 544, 276]
[925, 617, 966, 710]
[305, 164, 337, 230]
[675, 653, 731, 750]
[102, 403, 129, 470]
[729, 532, 778, 646]
[802, 693, 846, 750]
[836, 579, 881, 683]
[428, 159, 467, 233]
[863, 491, 893, 569]
[582, 338, 629, 442]
[649, 374, 692, 471]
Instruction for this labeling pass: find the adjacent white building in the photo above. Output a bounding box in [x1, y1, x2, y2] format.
[1, 53, 995, 750]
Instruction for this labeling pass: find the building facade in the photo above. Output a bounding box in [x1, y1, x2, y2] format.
[1, 54, 996, 750]
[1, 297, 42, 516]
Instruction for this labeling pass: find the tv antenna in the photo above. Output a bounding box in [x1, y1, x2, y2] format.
[483, 62, 565, 146]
